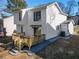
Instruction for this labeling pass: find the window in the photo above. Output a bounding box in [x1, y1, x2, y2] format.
[56, 26, 61, 30]
[20, 26, 25, 35]
[34, 11, 41, 21]
[21, 26, 23, 33]
[19, 11, 22, 21]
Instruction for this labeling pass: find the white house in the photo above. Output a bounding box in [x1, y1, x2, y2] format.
[67, 15, 79, 25]
[3, 16, 16, 36]
[14, 2, 74, 40]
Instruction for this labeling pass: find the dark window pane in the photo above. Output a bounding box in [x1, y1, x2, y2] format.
[33, 11, 41, 21]
[19, 11, 22, 21]
[34, 12, 36, 21]
[21, 26, 23, 33]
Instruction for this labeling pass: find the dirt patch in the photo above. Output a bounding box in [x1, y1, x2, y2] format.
[37, 35, 79, 59]
[0, 50, 43, 59]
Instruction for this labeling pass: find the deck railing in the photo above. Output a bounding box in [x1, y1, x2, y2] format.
[12, 32, 45, 50]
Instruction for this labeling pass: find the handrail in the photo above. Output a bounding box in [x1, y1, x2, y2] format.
[12, 32, 45, 51]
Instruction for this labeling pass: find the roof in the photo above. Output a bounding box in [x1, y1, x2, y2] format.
[3, 2, 68, 19]
[53, 2, 68, 16]
[62, 20, 75, 24]
[3, 15, 14, 19]
[22, 2, 68, 16]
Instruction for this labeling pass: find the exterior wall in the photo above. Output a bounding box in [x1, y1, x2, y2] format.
[14, 9, 28, 25]
[14, 9, 29, 35]
[61, 21, 74, 36]
[61, 24, 70, 36]
[3, 16, 16, 36]
[0, 20, 3, 28]
[16, 25, 22, 33]
[72, 16, 78, 25]
[14, 3, 68, 40]
[14, 8, 47, 37]
[24, 8, 46, 36]
[68, 16, 79, 25]
[46, 4, 67, 39]
[68, 21, 74, 34]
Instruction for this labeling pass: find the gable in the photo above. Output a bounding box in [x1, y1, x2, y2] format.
[46, 2, 67, 16]
[47, 4, 60, 14]
[21, 2, 67, 16]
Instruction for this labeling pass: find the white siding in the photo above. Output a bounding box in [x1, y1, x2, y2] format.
[24, 8, 46, 36]
[14, 9, 28, 25]
[45, 4, 67, 39]
[14, 2, 69, 40]
[61, 24, 70, 36]
[68, 21, 74, 34]
[3, 16, 16, 36]
[60, 21, 74, 36]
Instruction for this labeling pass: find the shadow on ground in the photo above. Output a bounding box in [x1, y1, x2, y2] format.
[36, 35, 79, 59]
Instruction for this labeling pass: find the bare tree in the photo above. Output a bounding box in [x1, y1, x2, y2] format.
[76, 2, 79, 15]
[65, 0, 77, 15]
[57, 2, 65, 13]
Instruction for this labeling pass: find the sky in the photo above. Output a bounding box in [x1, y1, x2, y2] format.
[0, 0, 76, 10]
[26, 0, 67, 7]
[0, 0, 79, 15]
